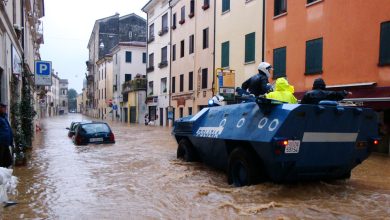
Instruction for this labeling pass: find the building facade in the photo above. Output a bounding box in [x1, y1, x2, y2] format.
[59, 79, 68, 114]
[0, 0, 45, 116]
[86, 13, 147, 119]
[142, 0, 171, 126]
[111, 42, 147, 123]
[266, 0, 390, 153]
[96, 55, 113, 120]
[215, 0, 265, 90]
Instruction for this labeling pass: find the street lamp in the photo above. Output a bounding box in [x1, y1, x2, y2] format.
[99, 41, 105, 49]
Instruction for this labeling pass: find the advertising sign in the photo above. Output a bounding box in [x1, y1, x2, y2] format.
[35, 61, 52, 86]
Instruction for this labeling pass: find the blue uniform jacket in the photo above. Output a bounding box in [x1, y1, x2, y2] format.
[0, 114, 13, 146]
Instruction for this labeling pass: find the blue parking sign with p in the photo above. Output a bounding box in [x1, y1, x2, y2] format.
[35, 60, 52, 86]
[35, 61, 51, 75]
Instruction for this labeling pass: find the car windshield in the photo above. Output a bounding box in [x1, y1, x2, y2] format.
[81, 123, 110, 134]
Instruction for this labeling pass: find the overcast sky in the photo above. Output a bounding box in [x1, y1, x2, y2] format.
[40, 0, 148, 93]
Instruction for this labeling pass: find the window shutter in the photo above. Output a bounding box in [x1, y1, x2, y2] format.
[273, 47, 286, 79]
[221, 41, 230, 68]
[245, 32, 256, 63]
[380, 21, 390, 65]
[305, 38, 323, 74]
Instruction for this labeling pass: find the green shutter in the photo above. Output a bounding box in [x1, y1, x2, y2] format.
[126, 51, 132, 63]
[380, 21, 390, 65]
[245, 32, 256, 63]
[273, 47, 286, 79]
[222, 0, 230, 12]
[305, 38, 323, 74]
[221, 41, 230, 68]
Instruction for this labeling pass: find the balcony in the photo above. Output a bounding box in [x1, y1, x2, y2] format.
[86, 60, 93, 71]
[122, 78, 147, 95]
[158, 27, 169, 36]
[146, 66, 155, 73]
[158, 61, 168, 69]
[147, 35, 155, 44]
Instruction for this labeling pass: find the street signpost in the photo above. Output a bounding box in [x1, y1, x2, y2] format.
[35, 60, 52, 86]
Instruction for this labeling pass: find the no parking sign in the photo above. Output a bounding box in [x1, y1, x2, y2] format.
[35, 60, 52, 86]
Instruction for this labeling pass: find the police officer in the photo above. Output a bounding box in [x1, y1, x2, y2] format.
[241, 62, 273, 96]
[0, 102, 13, 167]
[301, 78, 350, 104]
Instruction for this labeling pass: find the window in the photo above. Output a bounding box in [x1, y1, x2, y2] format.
[149, 53, 154, 67]
[62, 100, 66, 107]
[380, 21, 390, 66]
[189, 71, 193, 91]
[181, 6, 185, 22]
[179, 108, 184, 118]
[142, 53, 147, 63]
[180, 74, 184, 92]
[307, 0, 320, 4]
[274, 0, 287, 16]
[172, 13, 177, 28]
[203, 28, 209, 49]
[149, 24, 154, 38]
[305, 38, 323, 74]
[172, 44, 176, 61]
[221, 41, 230, 68]
[245, 32, 256, 63]
[180, 40, 185, 58]
[273, 47, 286, 78]
[189, 35, 194, 54]
[162, 13, 168, 31]
[172, 76, 176, 93]
[188, 107, 192, 116]
[202, 0, 210, 10]
[148, 81, 154, 95]
[222, 0, 230, 13]
[190, 0, 195, 17]
[125, 74, 132, 82]
[161, 77, 167, 93]
[161, 46, 168, 63]
[126, 51, 132, 63]
[202, 68, 208, 89]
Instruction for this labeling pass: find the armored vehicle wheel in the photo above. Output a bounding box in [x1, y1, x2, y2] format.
[228, 148, 261, 187]
[177, 139, 198, 162]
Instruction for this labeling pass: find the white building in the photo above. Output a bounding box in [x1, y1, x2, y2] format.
[112, 42, 147, 123]
[45, 73, 60, 116]
[142, 0, 171, 127]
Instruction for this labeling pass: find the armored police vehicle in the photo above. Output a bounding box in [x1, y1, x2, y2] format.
[172, 97, 379, 186]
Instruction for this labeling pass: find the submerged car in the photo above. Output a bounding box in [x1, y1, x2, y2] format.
[173, 97, 379, 186]
[73, 122, 115, 145]
[66, 121, 81, 137]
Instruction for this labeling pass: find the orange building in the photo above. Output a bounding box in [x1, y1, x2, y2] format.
[266, 0, 390, 152]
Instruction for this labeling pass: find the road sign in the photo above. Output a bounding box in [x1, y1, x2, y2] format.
[112, 104, 118, 111]
[35, 60, 52, 86]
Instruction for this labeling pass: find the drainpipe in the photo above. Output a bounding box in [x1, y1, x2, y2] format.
[262, 0, 266, 62]
[212, 0, 216, 96]
[168, 2, 173, 127]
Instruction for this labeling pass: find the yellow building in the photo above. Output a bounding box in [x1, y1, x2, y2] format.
[122, 77, 147, 124]
[215, 0, 264, 88]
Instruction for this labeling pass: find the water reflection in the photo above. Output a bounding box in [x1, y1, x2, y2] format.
[1, 114, 389, 219]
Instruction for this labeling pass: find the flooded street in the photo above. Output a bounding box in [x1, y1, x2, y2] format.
[1, 114, 390, 219]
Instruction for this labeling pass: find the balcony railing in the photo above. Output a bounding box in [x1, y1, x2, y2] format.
[122, 78, 147, 94]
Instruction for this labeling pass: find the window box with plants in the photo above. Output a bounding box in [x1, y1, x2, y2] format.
[188, 12, 194, 18]
[202, 4, 209, 10]
[158, 61, 168, 68]
[147, 36, 155, 43]
[171, 25, 177, 30]
[158, 27, 169, 36]
[146, 66, 155, 73]
[179, 19, 185, 25]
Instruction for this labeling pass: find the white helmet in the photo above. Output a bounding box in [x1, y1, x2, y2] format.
[258, 62, 273, 78]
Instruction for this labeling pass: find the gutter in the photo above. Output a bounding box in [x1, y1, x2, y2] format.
[262, 0, 265, 62]
[212, 0, 216, 96]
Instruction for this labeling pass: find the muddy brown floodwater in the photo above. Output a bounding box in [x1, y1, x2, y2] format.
[1, 114, 390, 219]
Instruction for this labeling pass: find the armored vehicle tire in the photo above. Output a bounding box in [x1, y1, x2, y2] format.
[177, 139, 198, 162]
[228, 147, 262, 187]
